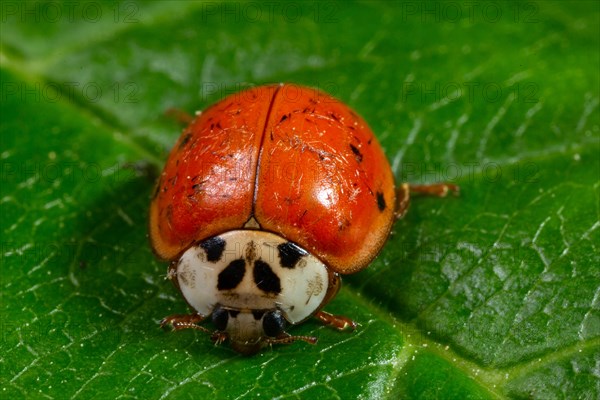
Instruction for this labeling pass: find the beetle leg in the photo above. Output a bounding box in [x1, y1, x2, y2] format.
[164, 108, 195, 125]
[409, 183, 460, 197]
[210, 331, 229, 345]
[395, 183, 459, 220]
[395, 183, 411, 219]
[160, 313, 211, 333]
[314, 311, 358, 331]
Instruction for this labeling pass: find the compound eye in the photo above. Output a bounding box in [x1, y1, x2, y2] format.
[263, 310, 287, 337]
[212, 307, 229, 331]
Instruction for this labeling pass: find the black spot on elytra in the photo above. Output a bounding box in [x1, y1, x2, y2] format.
[217, 259, 246, 290]
[280, 113, 290, 123]
[200, 237, 226, 262]
[349, 144, 363, 163]
[377, 191, 387, 212]
[253, 260, 281, 294]
[178, 133, 192, 150]
[277, 242, 307, 269]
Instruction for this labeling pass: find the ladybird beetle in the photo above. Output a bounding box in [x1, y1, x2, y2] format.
[151, 84, 457, 354]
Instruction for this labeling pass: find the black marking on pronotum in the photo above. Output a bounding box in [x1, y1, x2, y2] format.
[228, 310, 240, 318]
[253, 260, 281, 294]
[178, 133, 192, 149]
[245, 241, 256, 263]
[252, 310, 266, 320]
[200, 237, 226, 262]
[377, 191, 386, 212]
[217, 259, 246, 290]
[277, 242, 307, 269]
[349, 144, 363, 163]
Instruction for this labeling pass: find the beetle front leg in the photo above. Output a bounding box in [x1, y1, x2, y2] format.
[314, 310, 357, 331]
[160, 313, 211, 333]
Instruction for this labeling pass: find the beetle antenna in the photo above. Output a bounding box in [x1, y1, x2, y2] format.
[266, 334, 318, 346]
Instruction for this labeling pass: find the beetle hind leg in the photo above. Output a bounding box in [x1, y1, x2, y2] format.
[409, 183, 460, 197]
[395, 182, 459, 219]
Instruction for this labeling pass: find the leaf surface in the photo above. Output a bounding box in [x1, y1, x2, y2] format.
[1, 1, 599, 399]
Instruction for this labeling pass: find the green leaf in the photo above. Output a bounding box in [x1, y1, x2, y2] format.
[2, 1, 598, 399]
